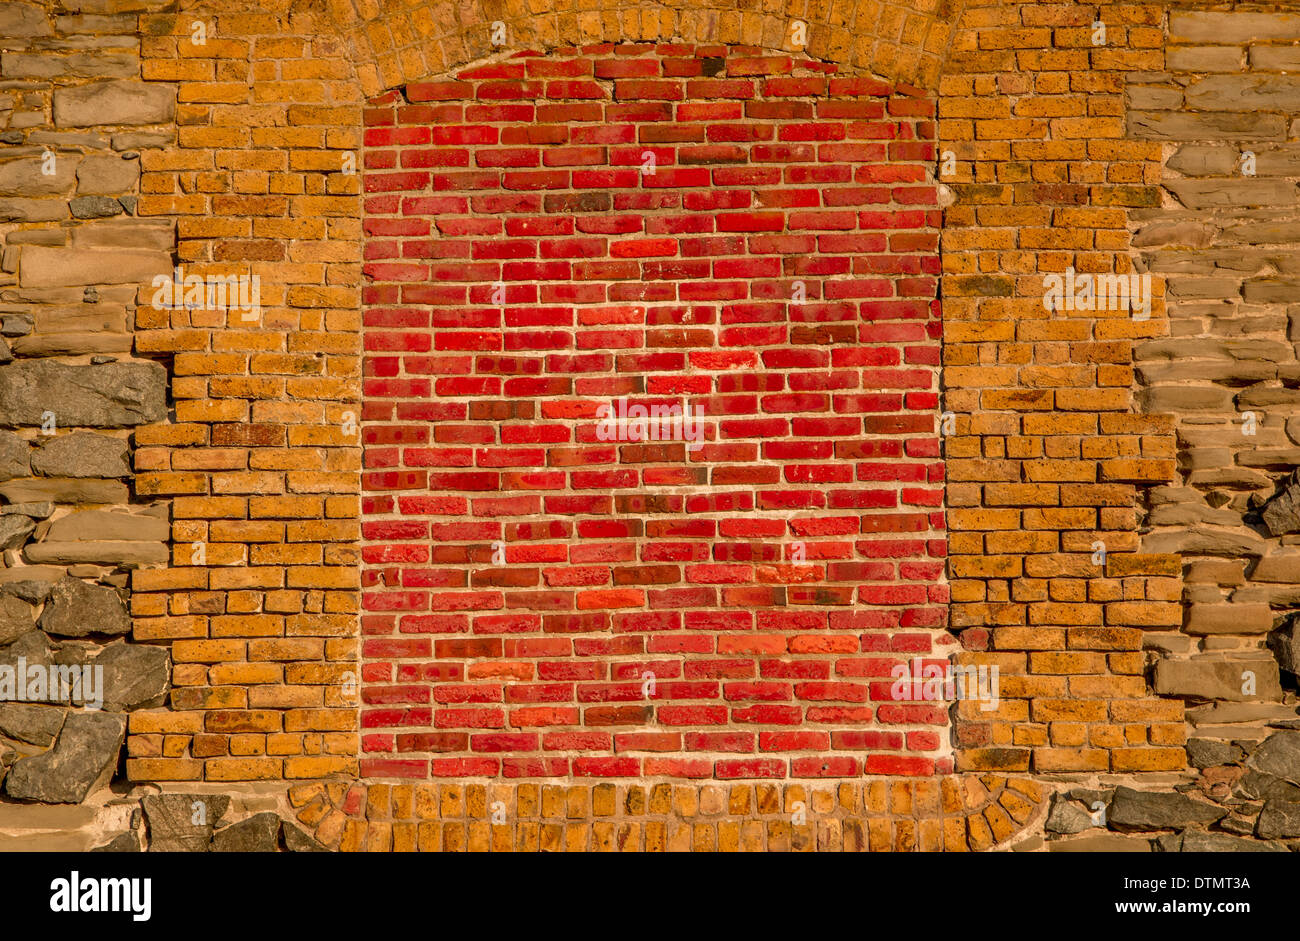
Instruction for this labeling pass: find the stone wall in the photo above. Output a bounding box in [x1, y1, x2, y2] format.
[1132, 9, 1300, 711]
[0, 0, 175, 816]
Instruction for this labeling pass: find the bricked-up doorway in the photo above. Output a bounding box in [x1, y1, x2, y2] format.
[358, 45, 949, 782]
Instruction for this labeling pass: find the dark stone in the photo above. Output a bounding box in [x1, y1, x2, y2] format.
[0, 703, 65, 747]
[1045, 794, 1095, 834]
[0, 315, 33, 338]
[143, 794, 230, 852]
[0, 360, 167, 429]
[0, 430, 28, 481]
[0, 593, 34, 646]
[1154, 832, 1181, 852]
[1, 579, 51, 605]
[69, 196, 122, 219]
[94, 642, 169, 711]
[1066, 787, 1113, 806]
[91, 831, 141, 852]
[282, 822, 328, 852]
[1176, 831, 1287, 852]
[1107, 785, 1226, 831]
[2, 711, 125, 803]
[1219, 814, 1257, 836]
[1268, 616, 1300, 677]
[0, 630, 53, 672]
[52, 640, 98, 669]
[37, 576, 129, 637]
[1246, 730, 1300, 785]
[1261, 470, 1300, 536]
[0, 514, 36, 551]
[30, 432, 130, 478]
[1048, 833, 1152, 852]
[1234, 769, 1300, 803]
[1187, 738, 1245, 768]
[211, 813, 280, 852]
[1256, 800, 1300, 839]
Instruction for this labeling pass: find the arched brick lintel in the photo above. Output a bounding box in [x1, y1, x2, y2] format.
[313, 0, 968, 97]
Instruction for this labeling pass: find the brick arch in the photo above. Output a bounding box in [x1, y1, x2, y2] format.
[311, 0, 966, 97]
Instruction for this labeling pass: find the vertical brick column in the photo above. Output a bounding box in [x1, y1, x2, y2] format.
[941, 1, 1185, 774]
[129, 10, 362, 783]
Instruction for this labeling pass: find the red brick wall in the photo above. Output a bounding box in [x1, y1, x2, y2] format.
[358, 44, 948, 782]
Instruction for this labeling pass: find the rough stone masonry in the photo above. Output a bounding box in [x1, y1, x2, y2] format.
[3, 0, 1300, 852]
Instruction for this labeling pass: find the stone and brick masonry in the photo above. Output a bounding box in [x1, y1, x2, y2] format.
[1, 0, 1300, 852]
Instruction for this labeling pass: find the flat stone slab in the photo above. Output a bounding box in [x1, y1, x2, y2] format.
[25, 542, 170, 566]
[0, 156, 77, 198]
[0, 3, 52, 38]
[0, 479, 129, 504]
[20, 246, 169, 288]
[1049, 833, 1152, 852]
[0, 360, 166, 428]
[0, 831, 95, 852]
[30, 432, 130, 478]
[1170, 11, 1300, 42]
[44, 510, 170, 543]
[1174, 831, 1287, 852]
[0, 801, 96, 832]
[1153, 659, 1282, 702]
[1107, 785, 1226, 831]
[52, 80, 175, 128]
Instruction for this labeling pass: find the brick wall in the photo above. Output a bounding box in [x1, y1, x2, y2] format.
[359, 45, 948, 782]
[129, 6, 364, 783]
[941, 0, 1186, 775]
[15, 0, 1300, 853]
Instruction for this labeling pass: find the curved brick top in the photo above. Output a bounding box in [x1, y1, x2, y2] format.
[315, 0, 963, 96]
